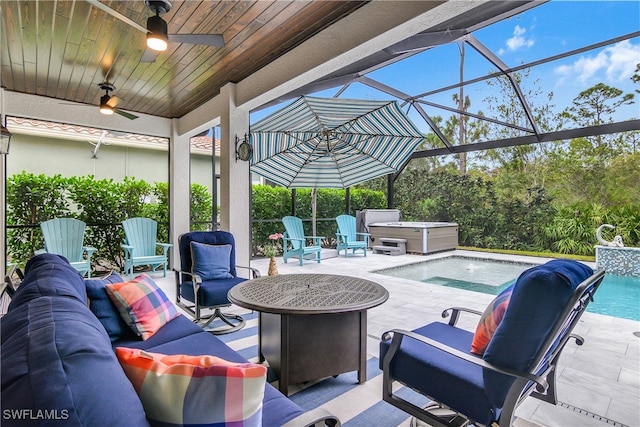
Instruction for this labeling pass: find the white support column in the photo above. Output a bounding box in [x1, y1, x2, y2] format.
[1, 154, 6, 279]
[169, 119, 191, 270]
[219, 83, 251, 275]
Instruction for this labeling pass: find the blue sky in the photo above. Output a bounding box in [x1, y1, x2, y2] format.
[250, 1, 639, 133]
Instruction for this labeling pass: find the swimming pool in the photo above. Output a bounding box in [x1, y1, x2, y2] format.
[375, 256, 640, 321]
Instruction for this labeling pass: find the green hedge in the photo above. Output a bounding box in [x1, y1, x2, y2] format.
[387, 170, 640, 256]
[6, 172, 212, 271]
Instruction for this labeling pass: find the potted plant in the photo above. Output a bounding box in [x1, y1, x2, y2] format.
[265, 233, 283, 276]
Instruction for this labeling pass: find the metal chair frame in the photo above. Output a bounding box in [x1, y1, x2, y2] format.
[381, 269, 606, 427]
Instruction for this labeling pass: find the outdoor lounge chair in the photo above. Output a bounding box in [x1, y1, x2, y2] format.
[380, 259, 605, 427]
[282, 216, 322, 266]
[335, 214, 369, 257]
[121, 217, 172, 277]
[38, 218, 97, 278]
[175, 230, 260, 334]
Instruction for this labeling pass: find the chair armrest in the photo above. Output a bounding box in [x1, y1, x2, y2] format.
[281, 407, 341, 427]
[355, 232, 371, 238]
[121, 244, 134, 257]
[83, 246, 97, 261]
[381, 328, 548, 393]
[285, 237, 305, 243]
[156, 242, 172, 255]
[304, 235, 324, 245]
[441, 306, 484, 326]
[174, 269, 203, 283]
[236, 265, 261, 279]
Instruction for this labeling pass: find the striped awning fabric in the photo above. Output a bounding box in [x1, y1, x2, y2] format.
[250, 96, 424, 188]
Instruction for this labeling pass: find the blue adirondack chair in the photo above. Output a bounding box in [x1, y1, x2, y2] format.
[38, 218, 97, 278]
[121, 217, 172, 277]
[336, 214, 370, 257]
[282, 216, 322, 266]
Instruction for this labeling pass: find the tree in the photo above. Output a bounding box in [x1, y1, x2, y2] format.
[547, 83, 636, 205]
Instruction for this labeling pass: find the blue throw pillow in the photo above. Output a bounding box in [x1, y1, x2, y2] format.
[85, 271, 138, 342]
[190, 242, 234, 280]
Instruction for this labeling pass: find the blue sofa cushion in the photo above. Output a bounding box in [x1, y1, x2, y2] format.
[8, 253, 87, 310]
[483, 259, 593, 407]
[190, 242, 233, 280]
[379, 322, 498, 425]
[1, 254, 149, 427]
[113, 314, 204, 350]
[85, 271, 138, 342]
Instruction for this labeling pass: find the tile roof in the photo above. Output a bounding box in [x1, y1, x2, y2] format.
[7, 117, 219, 154]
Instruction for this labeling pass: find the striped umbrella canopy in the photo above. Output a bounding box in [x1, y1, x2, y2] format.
[250, 96, 424, 189]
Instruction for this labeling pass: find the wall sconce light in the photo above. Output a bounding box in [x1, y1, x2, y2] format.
[0, 122, 11, 154]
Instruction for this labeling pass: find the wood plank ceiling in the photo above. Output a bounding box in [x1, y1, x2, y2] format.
[1, 0, 367, 119]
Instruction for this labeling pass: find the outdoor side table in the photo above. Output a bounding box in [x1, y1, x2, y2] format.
[228, 273, 389, 396]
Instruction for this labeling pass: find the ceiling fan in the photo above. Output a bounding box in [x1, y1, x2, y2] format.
[86, 0, 225, 62]
[60, 78, 139, 120]
[97, 83, 139, 120]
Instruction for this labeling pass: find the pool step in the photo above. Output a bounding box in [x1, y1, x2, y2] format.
[373, 238, 407, 256]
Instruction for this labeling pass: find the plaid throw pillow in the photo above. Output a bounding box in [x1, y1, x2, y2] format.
[115, 348, 266, 427]
[470, 283, 514, 356]
[106, 273, 179, 340]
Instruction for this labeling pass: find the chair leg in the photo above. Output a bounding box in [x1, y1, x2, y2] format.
[199, 308, 246, 335]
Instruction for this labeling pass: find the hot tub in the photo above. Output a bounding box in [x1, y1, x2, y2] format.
[368, 222, 458, 254]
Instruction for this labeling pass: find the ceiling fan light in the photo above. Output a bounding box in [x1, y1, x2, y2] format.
[147, 15, 168, 51]
[100, 104, 114, 115]
[99, 94, 114, 115]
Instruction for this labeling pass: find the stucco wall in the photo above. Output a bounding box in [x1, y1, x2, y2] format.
[7, 132, 217, 195]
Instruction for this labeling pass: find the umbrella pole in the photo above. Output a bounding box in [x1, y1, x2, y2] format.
[312, 188, 317, 237]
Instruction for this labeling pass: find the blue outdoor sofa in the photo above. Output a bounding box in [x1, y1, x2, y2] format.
[1, 254, 340, 427]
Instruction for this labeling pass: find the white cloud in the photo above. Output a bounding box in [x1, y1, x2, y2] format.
[554, 40, 640, 84]
[505, 25, 535, 52]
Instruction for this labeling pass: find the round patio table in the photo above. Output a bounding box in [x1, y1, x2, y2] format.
[228, 273, 388, 395]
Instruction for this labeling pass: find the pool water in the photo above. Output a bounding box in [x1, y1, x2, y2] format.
[375, 256, 640, 321]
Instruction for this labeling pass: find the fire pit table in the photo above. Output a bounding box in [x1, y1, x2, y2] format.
[228, 273, 389, 395]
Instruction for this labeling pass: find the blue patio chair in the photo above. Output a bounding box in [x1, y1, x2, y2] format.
[380, 259, 605, 427]
[38, 218, 97, 278]
[121, 217, 172, 277]
[175, 231, 260, 334]
[336, 214, 369, 257]
[282, 216, 322, 266]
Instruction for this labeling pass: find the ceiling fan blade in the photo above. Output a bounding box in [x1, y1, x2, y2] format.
[168, 34, 225, 47]
[85, 0, 148, 34]
[115, 109, 139, 120]
[141, 49, 158, 63]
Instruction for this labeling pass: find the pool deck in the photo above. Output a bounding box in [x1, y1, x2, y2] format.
[155, 249, 639, 427]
